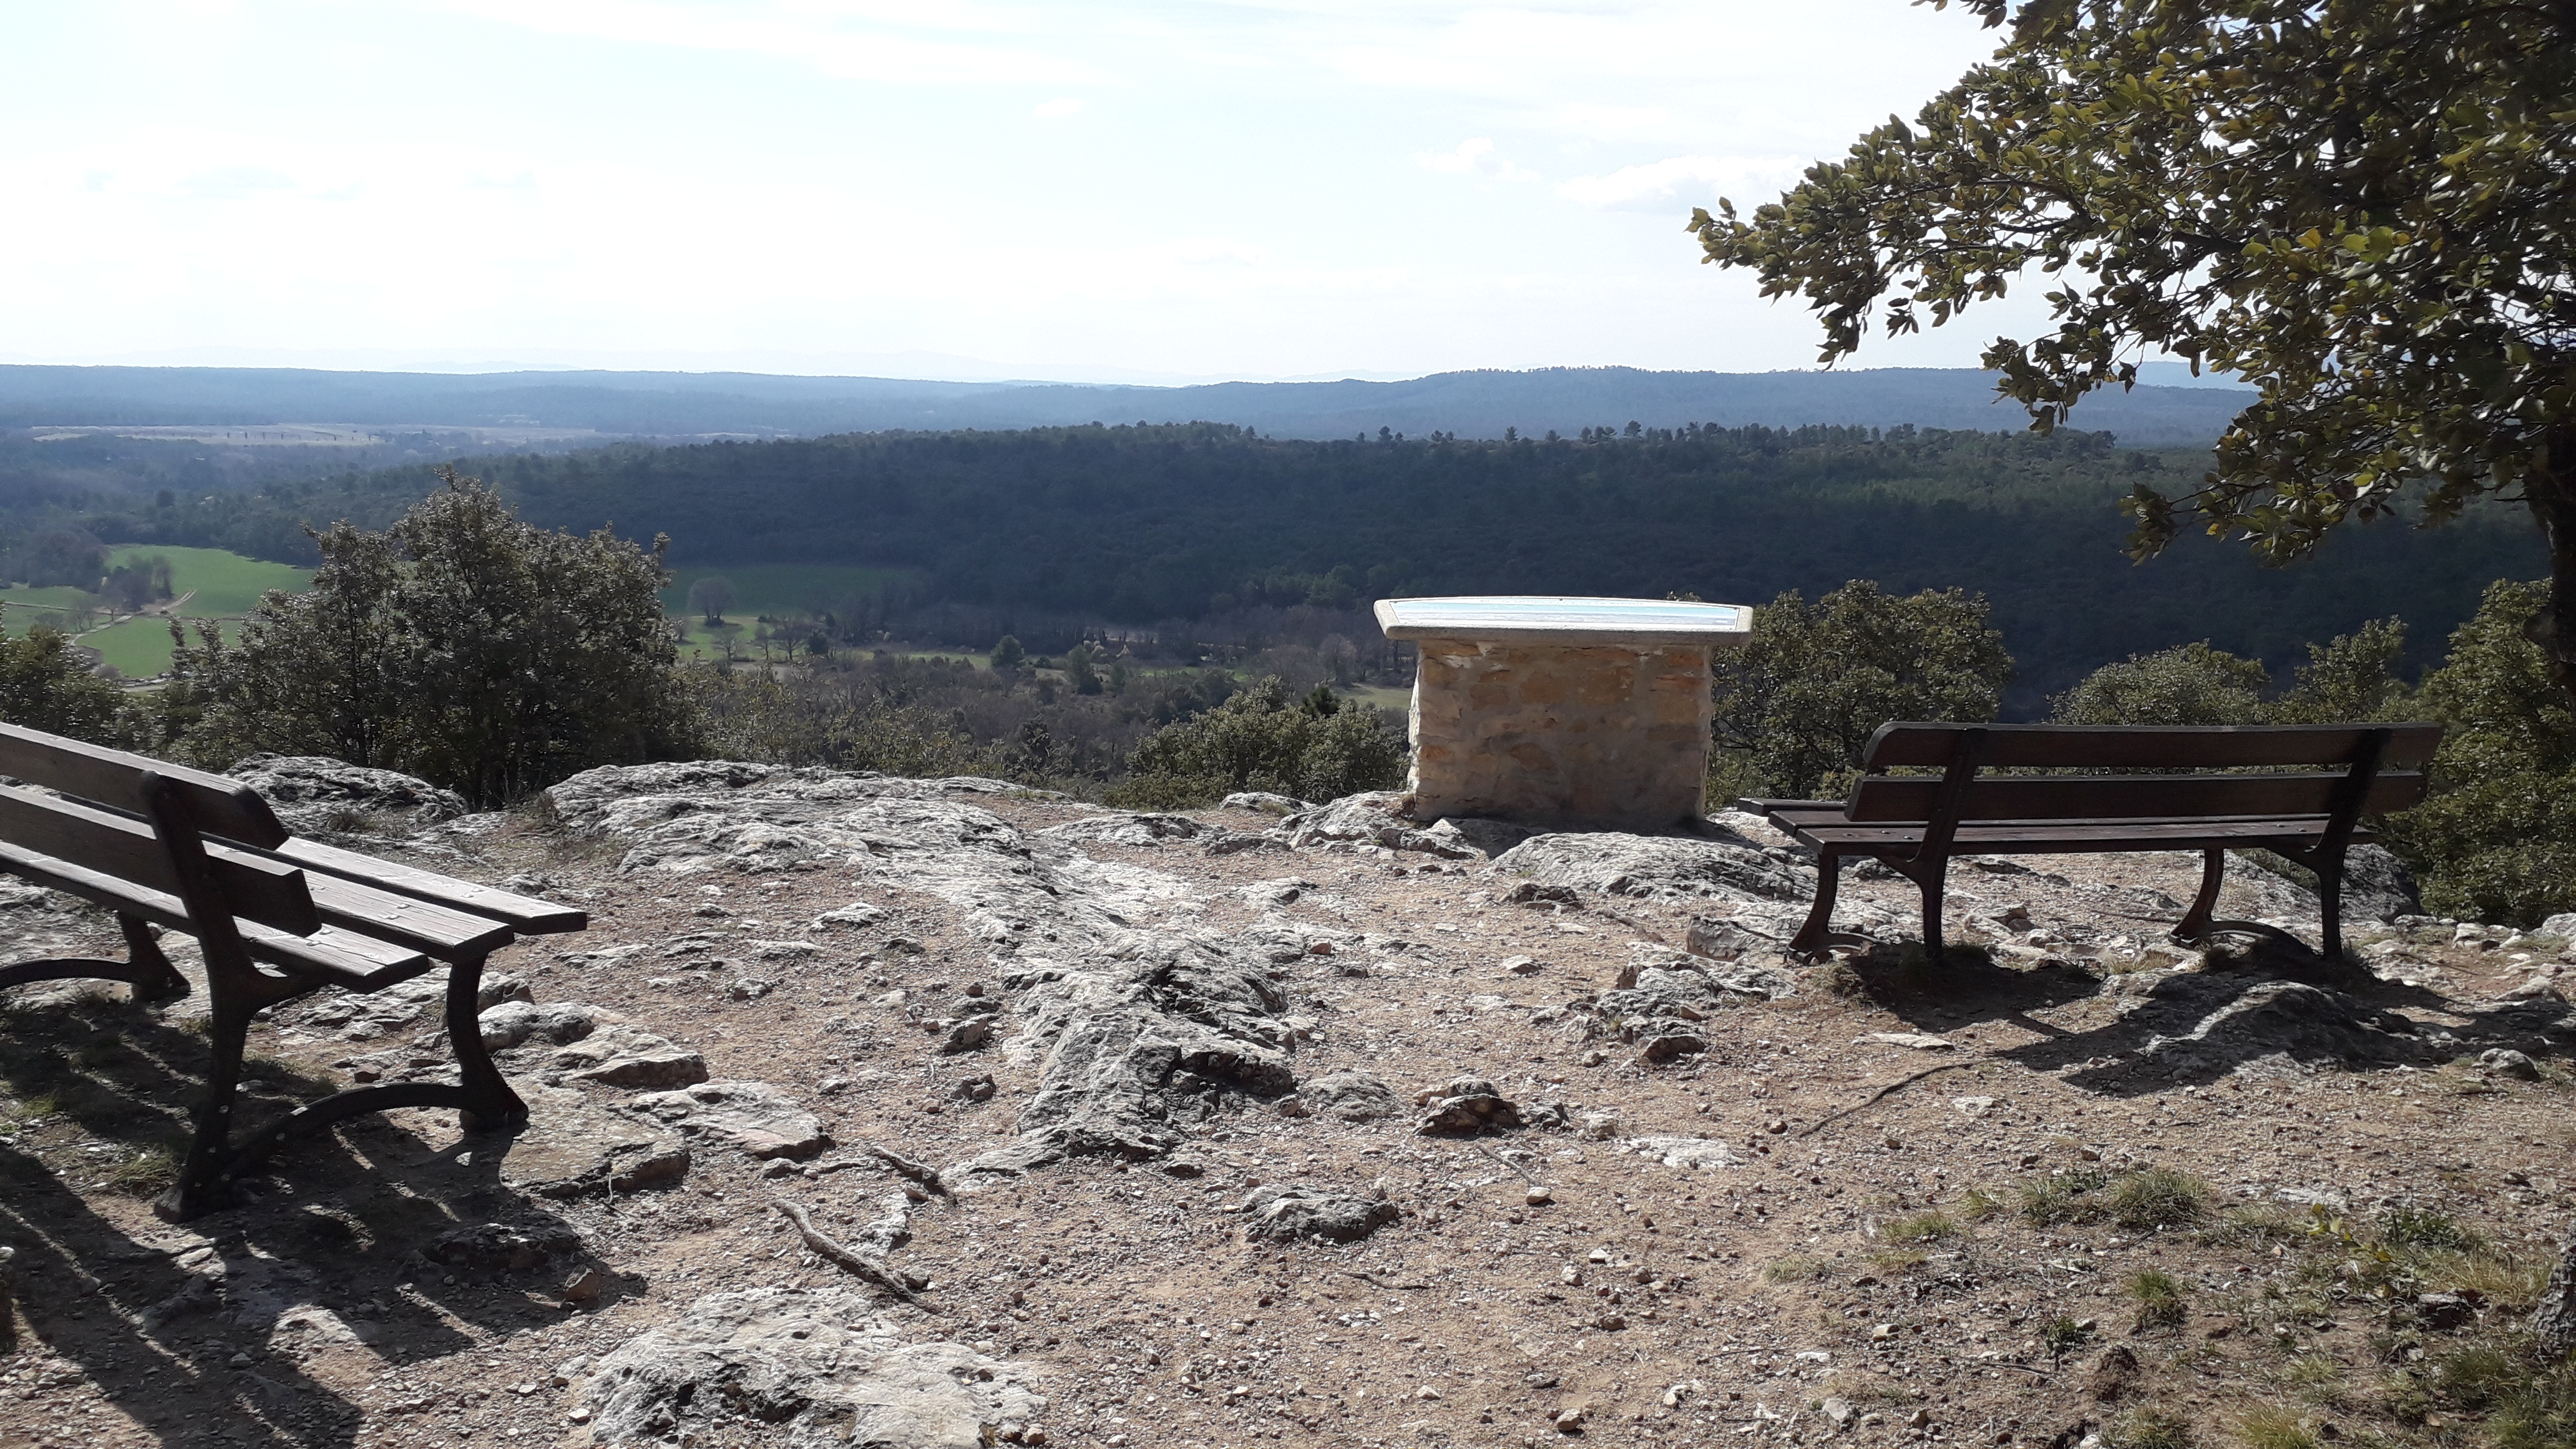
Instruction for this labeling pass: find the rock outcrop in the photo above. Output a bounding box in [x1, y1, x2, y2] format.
[1491, 827, 1814, 903]
[582, 1287, 1044, 1448]
[227, 754, 469, 835]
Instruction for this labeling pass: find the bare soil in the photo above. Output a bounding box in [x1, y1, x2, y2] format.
[2, 794, 2570, 1449]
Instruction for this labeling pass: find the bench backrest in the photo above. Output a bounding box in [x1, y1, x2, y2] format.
[1848, 722, 2442, 825]
[0, 722, 317, 934]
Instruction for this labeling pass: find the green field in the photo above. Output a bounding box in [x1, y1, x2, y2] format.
[662, 564, 922, 656]
[114, 545, 311, 615]
[0, 546, 311, 678]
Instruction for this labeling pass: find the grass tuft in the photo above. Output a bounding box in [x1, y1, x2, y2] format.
[1764, 1254, 1829, 1284]
[1883, 1210, 1959, 1244]
[2235, 1405, 2320, 1449]
[2130, 1268, 2189, 1330]
[2109, 1409, 2195, 1449]
[2377, 1205, 2481, 1253]
[2043, 1314, 2091, 1356]
[2018, 1165, 2213, 1229]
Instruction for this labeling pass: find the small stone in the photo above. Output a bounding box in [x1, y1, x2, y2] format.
[942, 1019, 993, 1053]
[1526, 1186, 1553, 1206]
[1578, 1112, 1622, 1141]
[1869, 1031, 1955, 1051]
[1500, 955, 1541, 975]
[2087, 1344, 2140, 1401]
[2481, 1048, 2541, 1080]
[1871, 1323, 1896, 1341]
[1415, 1386, 1442, 1400]
[1554, 1405, 1589, 1432]
[1581, 1048, 1608, 1067]
[1823, 1396, 1855, 1428]
[1951, 1096, 1998, 1117]
[1908, 1410, 1931, 1429]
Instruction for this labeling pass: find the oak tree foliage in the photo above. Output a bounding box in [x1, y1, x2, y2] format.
[169, 469, 696, 807]
[1691, 0, 2576, 690]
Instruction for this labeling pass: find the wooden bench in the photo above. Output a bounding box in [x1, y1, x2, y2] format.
[1743, 722, 2443, 965]
[0, 722, 586, 1219]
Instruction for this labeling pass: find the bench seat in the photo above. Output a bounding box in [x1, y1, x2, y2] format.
[1740, 722, 2442, 964]
[0, 722, 586, 1219]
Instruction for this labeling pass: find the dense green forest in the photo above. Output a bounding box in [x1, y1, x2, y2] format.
[34, 422, 2547, 713]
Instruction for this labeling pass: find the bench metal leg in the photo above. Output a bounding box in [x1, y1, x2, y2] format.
[1790, 851, 1842, 958]
[0, 914, 193, 1002]
[2174, 849, 2225, 943]
[1917, 863, 1948, 967]
[446, 953, 526, 1133]
[2315, 857, 2346, 962]
[158, 986, 251, 1222]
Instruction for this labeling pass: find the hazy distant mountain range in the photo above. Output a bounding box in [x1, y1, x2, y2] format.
[0, 363, 2256, 448]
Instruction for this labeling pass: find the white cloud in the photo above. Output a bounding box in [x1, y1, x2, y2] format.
[1413, 137, 1538, 183]
[1556, 153, 1808, 211]
[432, 0, 1102, 85]
[1032, 95, 1086, 118]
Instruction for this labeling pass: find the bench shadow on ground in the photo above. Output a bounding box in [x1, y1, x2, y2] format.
[0, 988, 642, 1449]
[1818, 927, 2576, 1101]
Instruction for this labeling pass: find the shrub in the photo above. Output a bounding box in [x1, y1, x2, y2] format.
[2377, 1206, 2480, 1252]
[2379, 579, 2576, 925]
[168, 469, 697, 807]
[2050, 640, 2270, 726]
[1108, 676, 1404, 809]
[1710, 580, 2014, 798]
[2110, 1167, 2214, 1229]
[0, 624, 138, 745]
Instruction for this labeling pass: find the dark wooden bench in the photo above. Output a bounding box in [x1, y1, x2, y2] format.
[0, 722, 586, 1219]
[1744, 722, 2443, 965]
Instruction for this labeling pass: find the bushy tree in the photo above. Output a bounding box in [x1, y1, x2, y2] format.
[1711, 580, 2015, 798]
[2049, 642, 2270, 726]
[1108, 676, 1405, 809]
[0, 625, 136, 745]
[988, 635, 1026, 672]
[686, 575, 736, 624]
[2268, 618, 2415, 725]
[2380, 581, 2576, 925]
[1691, 0, 2576, 697]
[171, 469, 696, 806]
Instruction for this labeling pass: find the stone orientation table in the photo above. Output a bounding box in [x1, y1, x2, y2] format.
[1373, 595, 1752, 829]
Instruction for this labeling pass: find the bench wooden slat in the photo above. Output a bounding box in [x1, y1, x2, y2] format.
[281, 863, 516, 960]
[0, 784, 320, 935]
[1847, 771, 2427, 824]
[0, 838, 431, 988]
[0, 722, 288, 847]
[1793, 817, 2379, 852]
[267, 836, 587, 935]
[1861, 722, 2444, 771]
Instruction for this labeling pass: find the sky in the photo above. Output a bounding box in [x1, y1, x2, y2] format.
[1, 1, 2047, 383]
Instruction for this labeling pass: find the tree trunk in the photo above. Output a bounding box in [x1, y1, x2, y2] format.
[2528, 438, 2576, 701]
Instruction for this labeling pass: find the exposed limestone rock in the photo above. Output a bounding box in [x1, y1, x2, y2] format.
[1237, 1184, 1400, 1244]
[1301, 1070, 1402, 1121]
[628, 1080, 830, 1160]
[551, 1024, 710, 1089]
[226, 754, 468, 835]
[582, 1287, 1044, 1448]
[1222, 792, 1310, 816]
[277, 970, 531, 1043]
[2110, 975, 2429, 1078]
[814, 903, 890, 930]
[493, 1082, 692, 1199]
[2342, 845, 2423, 924]
[1279, 792, 1475, 857]
[1619, 1137, 1742, 1170]
[1491, 828, 1814, 903]
[477, 1000, 597, 1051]
[546, 763, 1310, 1183]
[1037, 812, 1211, 847]
[1415, 1075, 1521, 1134]
[1419, 816, 1542, 859]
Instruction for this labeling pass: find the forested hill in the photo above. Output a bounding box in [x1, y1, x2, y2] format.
[102, 422, 2542, 711]
[1, 363, 2250, 446]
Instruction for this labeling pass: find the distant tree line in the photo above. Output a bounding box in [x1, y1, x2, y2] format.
[42, 422, 2544, 712]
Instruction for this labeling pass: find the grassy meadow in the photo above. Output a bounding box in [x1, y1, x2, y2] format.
[660, 563, 920, 656]
[0, 545, 311, 678]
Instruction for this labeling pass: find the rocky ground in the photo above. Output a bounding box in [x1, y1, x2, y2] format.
[3, 761, 2574, 1449]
